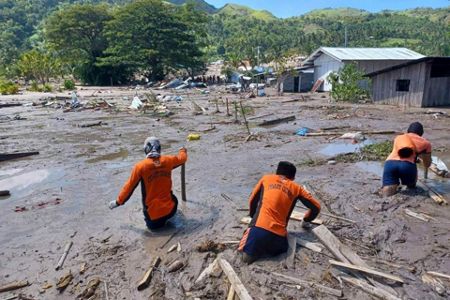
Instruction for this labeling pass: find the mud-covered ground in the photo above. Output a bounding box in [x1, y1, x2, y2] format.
[1, 86, 449, 300]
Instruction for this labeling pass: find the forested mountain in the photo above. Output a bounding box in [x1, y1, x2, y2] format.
[0, 0, 448, 83]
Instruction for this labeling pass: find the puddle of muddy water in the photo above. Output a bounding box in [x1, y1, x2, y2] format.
[86, 148, 129, 163]
[319, 139, 373, 156]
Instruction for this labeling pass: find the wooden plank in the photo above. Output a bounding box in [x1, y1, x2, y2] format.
[137, 256, 161, 291]
[226, 285, 236, 300]
[0, 281, 29, 293]
[55, 241, 73, 271]
[297, 239, 323, 253]
[258, 115, 295, 127]
[217, 258, 253, 300]
[268, 270, 342, 297]
[330, 260, 404, 284]
[286, 235, 296, 268]
[0, 152, 39, 162]
[341, 276, 401, 300]
[404, 209, 430, 222]
[426, 271, 450, 281]
[195, 259, 220, 284]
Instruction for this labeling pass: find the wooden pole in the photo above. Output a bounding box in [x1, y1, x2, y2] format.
[239, 101, 251, 135]
[55, 241, 73, 271]
[181, 164, 187, 202]
[0, 281, 29, 293]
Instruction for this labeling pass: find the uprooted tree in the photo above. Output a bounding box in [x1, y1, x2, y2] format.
[327, 63, 370, 102]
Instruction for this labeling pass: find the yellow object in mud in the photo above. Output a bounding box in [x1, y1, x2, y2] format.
[187, 134, 201, 141]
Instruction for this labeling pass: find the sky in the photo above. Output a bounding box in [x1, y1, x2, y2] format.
[206, 0, 450, 18]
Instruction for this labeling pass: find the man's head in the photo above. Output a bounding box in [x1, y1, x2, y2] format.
[144, 137, 161, 158]
[276, 161, 296, 180]
[407, 122, 424, 137]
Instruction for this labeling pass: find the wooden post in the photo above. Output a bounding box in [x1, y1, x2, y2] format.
[181, 164, 187, 202]
[226, 98, 231, 116]
[239, 101, 251, 135]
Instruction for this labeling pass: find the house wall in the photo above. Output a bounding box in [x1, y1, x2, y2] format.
[354, 60, 411, 74]
[283, 76, 295, 92]
[283, 72, 315, 92]
[423, 76, 450, 107]
[314, 54, 344, 91]
[370, 62, 427, 107]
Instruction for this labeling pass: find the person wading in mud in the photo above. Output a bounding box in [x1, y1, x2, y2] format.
[238, 161, 321, 264]
[109, 137, 187, 230]
[382, 122, 432, 197]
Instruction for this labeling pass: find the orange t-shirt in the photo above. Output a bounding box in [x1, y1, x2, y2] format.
[387, 133, 431, 164]
[117, 149, 187, 220]
[248, 174, 321, 237]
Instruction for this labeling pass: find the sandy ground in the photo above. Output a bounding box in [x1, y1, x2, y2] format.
[1, 85, 450, 300]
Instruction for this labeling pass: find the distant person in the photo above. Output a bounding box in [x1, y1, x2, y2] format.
[109, 137, 187, 230]
[382, 122, 432, 197]
[238, 162, 321, 264]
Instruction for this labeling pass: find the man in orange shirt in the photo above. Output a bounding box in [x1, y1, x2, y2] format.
[238, 161, 321, 264]
[109, 137, 187, 230]
[382, 122, 432, 197]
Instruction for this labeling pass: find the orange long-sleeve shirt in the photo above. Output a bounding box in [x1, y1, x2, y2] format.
[248, 174, 321, 237]
[117, 149, 187, 220]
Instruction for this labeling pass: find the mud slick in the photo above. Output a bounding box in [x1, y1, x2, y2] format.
[1, 86, 449, 299]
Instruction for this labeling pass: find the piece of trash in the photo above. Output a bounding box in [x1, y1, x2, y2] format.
[129, 96, 143, 110]
[14, 206, 28, 212]
[56, 271, 73, 292]
[196, 240, 226, 253]
[79, 278, 101, 299]
[340, 132, 365, 142]
[327, 160, 337, 165]
[187, 134, 201, 141]
[70, 91, 80, 109]
[296, 127, 310, 136]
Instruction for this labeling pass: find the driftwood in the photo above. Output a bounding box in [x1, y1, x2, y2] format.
[404, 209, 431, 222]
[168, 260, 184, 273]
[79, 121, 104, 128]
[330, 260, 404, 284]
[313, 225, 399, 296]
[264, 270, 342, 297]
[426, 271, 450, 281]
[0, 103, 22, 108]
[258, 115, 295, 126]
[297, 239, 323, 253]
[55, 241, 73, 271]
[195, 259, 221, 284]
[422, 273, 446, 295]
[0, 152, 39, 162]
[181, 164, 187, 202]
[137, 256, 161, 291]
[0, 281, 29, 293]
[320, 125, 351, 131]
[341, 276, 401, 300]
[226, 285, 236, 300]
[218, 258, 253, 300]
[0, 191, 10, 197]
[167, 244, 177, 253]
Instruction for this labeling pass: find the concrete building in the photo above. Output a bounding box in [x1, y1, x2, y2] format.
[302, 47, 425, 91]
[366, 57, 450, 107]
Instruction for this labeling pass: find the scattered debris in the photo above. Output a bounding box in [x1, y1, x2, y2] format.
[196, 240, 226, 254]
[0, 281, 29, 293]
[55, 241, 73, 271]
[422, 273, 446, 296]
[194, 259, 221, 285]
[404, 209, 432, 222]
[341, 275, 401, 300]
[129, 96, 143, 110]
[177, 242, 182, 253]
[56, 272, 73, 292]
[167, 260, 184, 273]
[426, 271, 450, 281]
[79, 278, 101, 299]
[258, 115, 295, 127]
[330, 259, 404, 283]
[167, 244, 177, 254]
[80, 263, 87, 274]
[218, 257, 253, 300]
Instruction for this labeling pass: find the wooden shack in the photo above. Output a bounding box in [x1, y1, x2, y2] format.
[366, 57, 450, 107]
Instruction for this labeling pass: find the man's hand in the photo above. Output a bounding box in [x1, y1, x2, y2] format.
[109, 200, 119, 210]
[301, 219, 312, 230]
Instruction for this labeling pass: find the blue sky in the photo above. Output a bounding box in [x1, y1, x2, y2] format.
[206, 0, 450, 18]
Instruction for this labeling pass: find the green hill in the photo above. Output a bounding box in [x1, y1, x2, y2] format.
[166, 0, 217, 14]
[304, 7, 369, 19]
[217, 4, 276, 21]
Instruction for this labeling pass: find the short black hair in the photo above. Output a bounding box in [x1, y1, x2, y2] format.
[407, 122, 424, 137]
[276, 161, 296, 179]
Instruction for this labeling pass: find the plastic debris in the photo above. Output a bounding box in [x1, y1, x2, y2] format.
[187, 134, 201, 141]
[296, 127, 310, 136]
[70, 91, 80, 109]
[129, 96, 143, 110]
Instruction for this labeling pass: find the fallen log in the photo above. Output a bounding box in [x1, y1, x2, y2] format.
[330, 260, 404, 284]
[0, 103, 22, 108]
[55, 241, 73, 271]
[261, 269, 342, 297]
[341, 276, 401, 300]
[0, 191, 10, 197]
[218, 257, 253, 300]
[0, 281, 29, 293]
[0, 152, 39, 162]
[258, 115, 295, 127]
[137, 256, 161, 291]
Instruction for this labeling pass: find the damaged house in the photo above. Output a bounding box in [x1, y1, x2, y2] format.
[366, 57, 450, 107]
[302, 47, 425, 91]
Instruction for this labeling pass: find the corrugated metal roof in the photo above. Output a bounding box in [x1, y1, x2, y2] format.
[303, 47, 425, 66]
